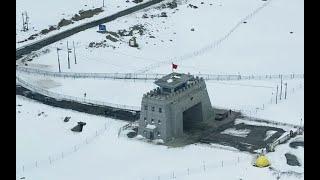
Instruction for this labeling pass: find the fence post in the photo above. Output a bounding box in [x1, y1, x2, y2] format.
[203, 161, 206, 172]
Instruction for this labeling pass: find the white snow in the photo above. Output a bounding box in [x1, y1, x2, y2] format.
[221, 128, 250, 137]
[16, 0, 139, 48]
[16, 0, 304, 179]
[146, 124, 156, 129]
[16, 95, 303, 180]
[264, 130, 278, 141]
[17, 72, 304, 126]
[17, 0, 303, 76]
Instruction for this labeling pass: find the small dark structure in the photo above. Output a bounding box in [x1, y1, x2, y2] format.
[129, 37, 138, 47]
[289, 141, 304, 149]
[160, 12, 167, 17]
[133, 0, 143, 3]
[285, 153, 301, 166]
[215, 110, 229, 121]
[97, 24, 107, 33]
[127, 131, 137, 138]
[64, 116, 71, 122]
[71, 122, 87, 132]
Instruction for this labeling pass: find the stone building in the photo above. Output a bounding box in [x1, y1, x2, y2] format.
[138, 72, 215, 142]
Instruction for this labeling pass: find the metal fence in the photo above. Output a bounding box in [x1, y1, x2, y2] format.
[17, 121, 111, 175]
[16, 66, 304, 81]
[16, 76, 140, 111]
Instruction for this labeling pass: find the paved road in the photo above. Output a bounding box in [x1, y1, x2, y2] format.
[16, 0, 164, 60]
[16, 84, 140, 121]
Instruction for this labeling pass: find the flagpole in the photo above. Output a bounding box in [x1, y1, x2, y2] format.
[57, 48, 61, 73]
[67, 41, 70, 69]
[172, 62, 173, 73]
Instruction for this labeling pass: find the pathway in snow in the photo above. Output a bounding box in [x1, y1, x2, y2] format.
[135, 0, 276, 73]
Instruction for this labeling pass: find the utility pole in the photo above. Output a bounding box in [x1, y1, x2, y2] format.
[280, 75, 283, 100]
[284, 82, 287, 99]
[25, 11, 29, 30]
[276, 85, 278, 104]
[21, 12, 25, 31]
[103, 0, 105, 7]
[73, 41, 77, 64]
[57, 48, 61, 73]
[67, 41, 70, 69]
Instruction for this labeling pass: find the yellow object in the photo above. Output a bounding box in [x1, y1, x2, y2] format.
[255, 155, 270, 167]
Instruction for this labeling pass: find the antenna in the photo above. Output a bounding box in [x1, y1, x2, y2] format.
[67, 41, 71, 69]
[73, 41, 77, 64]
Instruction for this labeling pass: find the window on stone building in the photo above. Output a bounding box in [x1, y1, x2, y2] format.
[158, 120, 161, 125]
[159, 108, 162, 113]
[152, 106, 155, 111]
[157, 131, 161, 137]
[144, 105, 148, 110]
[151, 119, 154, 124]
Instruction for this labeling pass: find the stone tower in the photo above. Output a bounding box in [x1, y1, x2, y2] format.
[138, 72, 215, 142]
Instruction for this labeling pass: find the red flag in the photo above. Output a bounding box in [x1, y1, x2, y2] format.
[172, 63, 178, 69]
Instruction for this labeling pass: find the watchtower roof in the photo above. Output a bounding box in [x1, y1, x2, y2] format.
[154, 72, 194, 89]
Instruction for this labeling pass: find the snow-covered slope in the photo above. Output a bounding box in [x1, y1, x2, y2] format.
[16, 0, 304, 179]
[16, 96, 304, 180]
[17, 0, 303, 75]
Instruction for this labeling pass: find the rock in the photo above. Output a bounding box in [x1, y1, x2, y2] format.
[160, 12, 167, 17]
[89, 42, 95, 47]
[64, 116, 71, 122]
[133, 0, 143, 3]
[127, 131, 137, 138]
[27, 34, 39, 40]
[201, 2, 204, 4]
[285, 153, 301, 166]
[191, 28, 195, 31]
[71, 122, 87, 132]
[106, 35, 119, 42]
[58, 18, 73, 28]
[167, 1, 177, 9]
[142, 14, 149, 18]
[149, 35, 155, 38]
[289, 141, 304, 148]
[188, 4, 198, 8]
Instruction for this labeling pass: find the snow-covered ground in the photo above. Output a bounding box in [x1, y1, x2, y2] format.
[16, 0, 141, 48]
[16, 0, 304, 179]
[17, 72, 304, 125]
[17, 0, 303, 75]
[16, 96, 304, 180]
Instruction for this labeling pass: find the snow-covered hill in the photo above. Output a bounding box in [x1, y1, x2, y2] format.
[16, 0, 304, 179]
